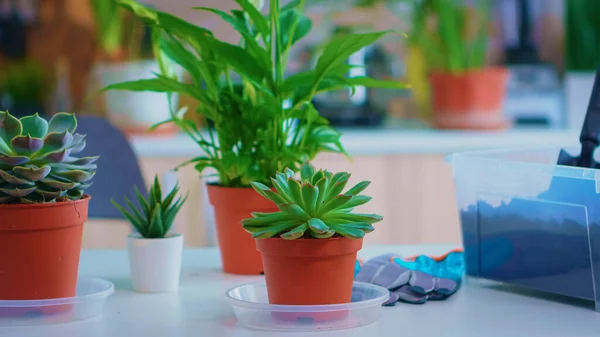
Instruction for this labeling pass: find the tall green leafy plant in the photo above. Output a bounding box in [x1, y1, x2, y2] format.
[407, 0, 490, 73]
[565, 0, 600, 71]
[102, 0, 407, 188]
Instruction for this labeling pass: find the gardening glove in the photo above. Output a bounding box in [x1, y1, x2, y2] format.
[355, 249, 464, 305]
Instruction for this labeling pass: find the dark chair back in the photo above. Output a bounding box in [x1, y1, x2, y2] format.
[75, 116, 147, 219]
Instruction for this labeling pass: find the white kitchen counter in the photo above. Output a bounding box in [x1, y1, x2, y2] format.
[3, 245, 600, 337]
[130, 127, 581, 158]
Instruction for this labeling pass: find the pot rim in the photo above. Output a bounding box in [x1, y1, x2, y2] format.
[224, 281, 389, 311]
[0, 194, 90, 210]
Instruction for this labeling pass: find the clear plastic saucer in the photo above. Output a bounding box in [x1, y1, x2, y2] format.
[225, 281, 389, 331]
[0, 277, 114, 326]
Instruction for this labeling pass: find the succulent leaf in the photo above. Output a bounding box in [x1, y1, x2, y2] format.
[0, 111, 22, 147]
[243, 162, 382, 240]
[20, 114, 49, 138]
[0, 155, 29, 166]
[112, 175, 187, 239]
[37, 131, 73, 158]
[11, 135, 44, 155]
[35, 188, 63, 200]
[0, 186, 36, 198]
[40, 178, 79, 190]
[0, 169, 33, 185]
[48, 112, 77, 134]
[51, 169, 94, 182]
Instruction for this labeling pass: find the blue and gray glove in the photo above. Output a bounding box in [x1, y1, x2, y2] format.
[355, 250, 464, 305]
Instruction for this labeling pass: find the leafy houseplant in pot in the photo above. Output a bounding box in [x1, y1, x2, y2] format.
[112, 175, 187, 293]
[407, 0, 508, 130]
[0, 111, 96, 303]
[89, 0, 181, 136]
[103, 0, 405, 275]
[242, 162, 381, 319]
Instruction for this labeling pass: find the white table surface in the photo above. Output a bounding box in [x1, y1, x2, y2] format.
[3, 244, 600, 337]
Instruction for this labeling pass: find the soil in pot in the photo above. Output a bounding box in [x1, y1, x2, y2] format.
[0, 196, 90, 315]
[256, 237, 363, 322]
[429, 67, 509, 130]
[207, 185, 279, 275]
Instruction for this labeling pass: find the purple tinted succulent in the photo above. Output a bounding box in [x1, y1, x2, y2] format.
[0, 111, 97, 203]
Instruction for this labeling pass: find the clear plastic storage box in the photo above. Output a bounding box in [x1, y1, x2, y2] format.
[451, 146, 600, 310]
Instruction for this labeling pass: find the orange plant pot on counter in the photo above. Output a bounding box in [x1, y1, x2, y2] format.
[429, 68, 509, 130]
[207, 185, 279, 275]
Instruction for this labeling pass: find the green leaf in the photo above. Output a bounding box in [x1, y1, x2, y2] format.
[0, 155, 29, 166]
[318, 195, 352, 215]
[270, 175, 294, 202]
[35, 188, 62, 201]
[161, 182, 180, 209]
[311, 170, 325, 185]
[112, 199, 146, 237]
[40, 177, 78, 190]
[314, 30, 393, 88]
[345, 76, 410, 89]
[235, 0, 270, 40]
[300, 162, 315, 183]
[310, 229, 336, 239]
[326, 212, 383, 224]
[324, 172, 350, 200]
[314, 176, 328, 209]
[135, 185, 151, 216]
[159, 35, 204, 86]
[51, 170, 94, 183]
[102, 76, 210, 103]
[48, 112, 77, 134]
[20, 113, 49, 138]
[301, 183, 317, 216]
[242, 211, 288, 227]
[286, 178, 304, 208]
[248, 220, 301, 239]
[11, 135, 43, 155]
[36, 131, 73, 158]
[201, 37, 267, 85]
[345, 181, 370, 196]
[342, 195, 372, 209]
[162, 194, 187, 233]
[307, 218, 329, 234]
[280, 9, 312, 50]
[13, 165, 51, 181]
[332, 226, 366, 239]
[280, 222, 308, 240]
[0, 186, 36, 198]
[0, 168, 33, 185]
[147, 204, 165, 238]
[0, 111, 22, 152]
[278, 203, 311, 221]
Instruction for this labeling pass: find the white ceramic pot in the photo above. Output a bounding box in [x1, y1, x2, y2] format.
[127, 233, 184, 293]
[565, 71, 595, 130]
[93, 60, 183, 133]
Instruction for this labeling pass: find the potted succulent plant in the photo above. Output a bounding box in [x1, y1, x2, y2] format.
[242, 161, 382, 313]
[407, 0, 507, 130]
[112, 175, 187, 293]
[0, 111, 97, 301]
[89, 0, 181, 135]
[102, 0, 405, 275]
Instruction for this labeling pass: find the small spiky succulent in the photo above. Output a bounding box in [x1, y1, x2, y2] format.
[242, 162, 383, 240]
[112, 175, 188, 239]
[0, 111, 97, 204]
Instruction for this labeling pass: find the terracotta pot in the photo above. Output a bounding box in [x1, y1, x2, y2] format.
[429, 67, 509, 130]
[257, 238, 363, 322]
[207, 185, 278, 275]
[0, 196, 90, 301]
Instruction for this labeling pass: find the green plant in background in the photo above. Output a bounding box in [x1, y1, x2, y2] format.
[0, 111, 97, 204]
[90, 0, 153, 61]
[242, 162, 382, 239]
[112, 176, 188, 239]
[1, 59, 51, 106]
[407, 0, 491, 73]
[565, 0, 600, 71]
[101, 0, 407, 188]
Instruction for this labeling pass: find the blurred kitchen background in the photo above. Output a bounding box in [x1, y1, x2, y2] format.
[0, 0, 597, 248]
